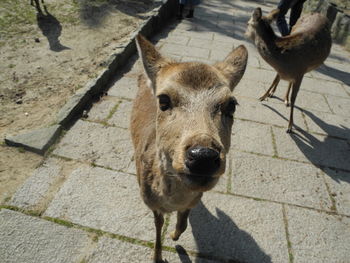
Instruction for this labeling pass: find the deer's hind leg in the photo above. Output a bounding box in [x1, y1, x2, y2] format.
[170, 209, 190, 241]
[259, 73, 280, 101]
[287, 77, 303, 133]
[284, 82, 292, 107]
[153, 211, 165, 263]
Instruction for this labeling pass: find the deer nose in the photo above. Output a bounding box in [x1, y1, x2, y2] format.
[185, 146, 220, 176]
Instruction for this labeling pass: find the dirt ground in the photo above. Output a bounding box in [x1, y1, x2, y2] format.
[0, 0, 156, 204]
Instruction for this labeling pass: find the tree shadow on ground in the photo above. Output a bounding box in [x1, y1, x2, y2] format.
[31, 1, 70, 52]
[78, 0, 160, 28]
[316, 64, 350, 86]
[175, 201, 272, 263]
[263, 104, 350, 184]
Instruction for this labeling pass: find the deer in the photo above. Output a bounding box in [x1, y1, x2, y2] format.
[245, 8, 332, 133]
[130, 34, 248, 262]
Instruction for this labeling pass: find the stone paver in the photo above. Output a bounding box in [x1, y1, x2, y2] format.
[108, 76, 138, 99]
[4, 0, 350, 262]
[87, 237, 215, 263]
[165, 192, 289, 263]
[231, 119, 275, 156]
[273, 126, 350, 171]
[9, 158, 62, 210]
[286, 206, 350, 263]
[230, 152, 332, 210]
[0, 209, 92, 263]
[44, 166, 155, 241]
[87, 97, 120, 122]
[322, 168, 350, 216]
[108, 99, 133, 129]
[53, 120, 134, 173]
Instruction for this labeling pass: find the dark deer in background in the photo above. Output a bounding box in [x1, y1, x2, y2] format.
[245, 8, 332, 133]
[130, 35, 248, 262]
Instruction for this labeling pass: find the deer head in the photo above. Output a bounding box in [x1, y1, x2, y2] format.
[135, 35, 248, 192]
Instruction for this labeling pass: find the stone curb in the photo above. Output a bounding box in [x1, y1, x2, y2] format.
[4, 0, 178, 155]
[304, 0, 350, 49]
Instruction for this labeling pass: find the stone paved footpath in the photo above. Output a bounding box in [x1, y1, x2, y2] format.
[1, 0, 350, 262]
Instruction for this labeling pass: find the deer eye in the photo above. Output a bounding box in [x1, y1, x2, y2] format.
[158, 94, 171, 111]
[222, 99, 236, 117]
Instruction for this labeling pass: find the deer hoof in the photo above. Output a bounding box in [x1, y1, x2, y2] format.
[284, 100, 290, 107]
[286, 128, 292, 134]
[170, 231, 179, 241]
[259, 96, 266, 101]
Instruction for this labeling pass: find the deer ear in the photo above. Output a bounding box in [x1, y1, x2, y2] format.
[135, 34, 168, 91]
[253, 7, 262, 21]
[265, 8, 280, 23]
[214, 45, 248, 91]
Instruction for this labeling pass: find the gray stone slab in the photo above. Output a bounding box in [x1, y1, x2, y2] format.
[5, 125, 62, 155]
[230, 151, 332, 210]
[286, 206, 350, 263]
[160, 43, 210, 59]
[272, 126, 350, 171]
[165, 193, 289, 263]
[210, 48, 234, 62]
[234, 97, 306, 130]
[87, 237, 215, 263]
[324, 94, 350, 116]
[266, 82, 332, 114]
[322, 168, 350, 216]
[231, 119, 275, 156]
[9, 158, 62, 210]
[188, 38, 234, 50]
[302, 109, 350, 140]
[108, 76, 138, 99]
[0, 209, 92, 263]
[233, 77, 271, 99]
[301, 76, 348, 97]
[44, 166, 155, 242]
[108, 99, 133, 129]
[53, 120, 134, 173]
[243, 67, 281, 84]
[87, 97, 120, 122]
[163, 34, 190, 46]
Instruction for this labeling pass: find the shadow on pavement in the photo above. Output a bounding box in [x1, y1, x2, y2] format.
[175, 202, 272, 263]
[290, 109, 350, 183]
[32, 2, 70, 52]
[263, 104, 350, 183]
[316, 64, 350, 86]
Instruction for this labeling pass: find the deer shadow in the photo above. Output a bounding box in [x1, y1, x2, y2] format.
[263, 104, 350, 184]
[316, 64, 350, 86]
[290, 109, 350, 183]
[32, 1, 70, 52]
[175, 201, 272, 263]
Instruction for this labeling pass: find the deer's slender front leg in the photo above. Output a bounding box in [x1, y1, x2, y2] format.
[284, 82, 292, 106]
[287, 77, 303, 133]
[259, 74, 280, 101]
[153, 211, 164, 263]
[170, 209, 190, 241]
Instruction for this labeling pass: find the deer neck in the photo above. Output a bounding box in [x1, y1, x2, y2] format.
[254, 21, 279, 59]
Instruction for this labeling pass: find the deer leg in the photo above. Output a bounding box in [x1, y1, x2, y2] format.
[284, 82, 292, 107]
[153, 211, 164, 263]
[287, 77, 303, 133]
[259, 74, 280, 101]
[170, 209, 190, 241]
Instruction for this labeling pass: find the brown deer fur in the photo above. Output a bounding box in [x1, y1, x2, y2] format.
[245, 8, 332, 133]
[130, 35, 248, 262]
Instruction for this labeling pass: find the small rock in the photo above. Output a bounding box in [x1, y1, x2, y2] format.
[34, 38, 40, 43]
[25, 112, 29, 116]
[16, 99, 22, 104]
[82, 110, 89, 119]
